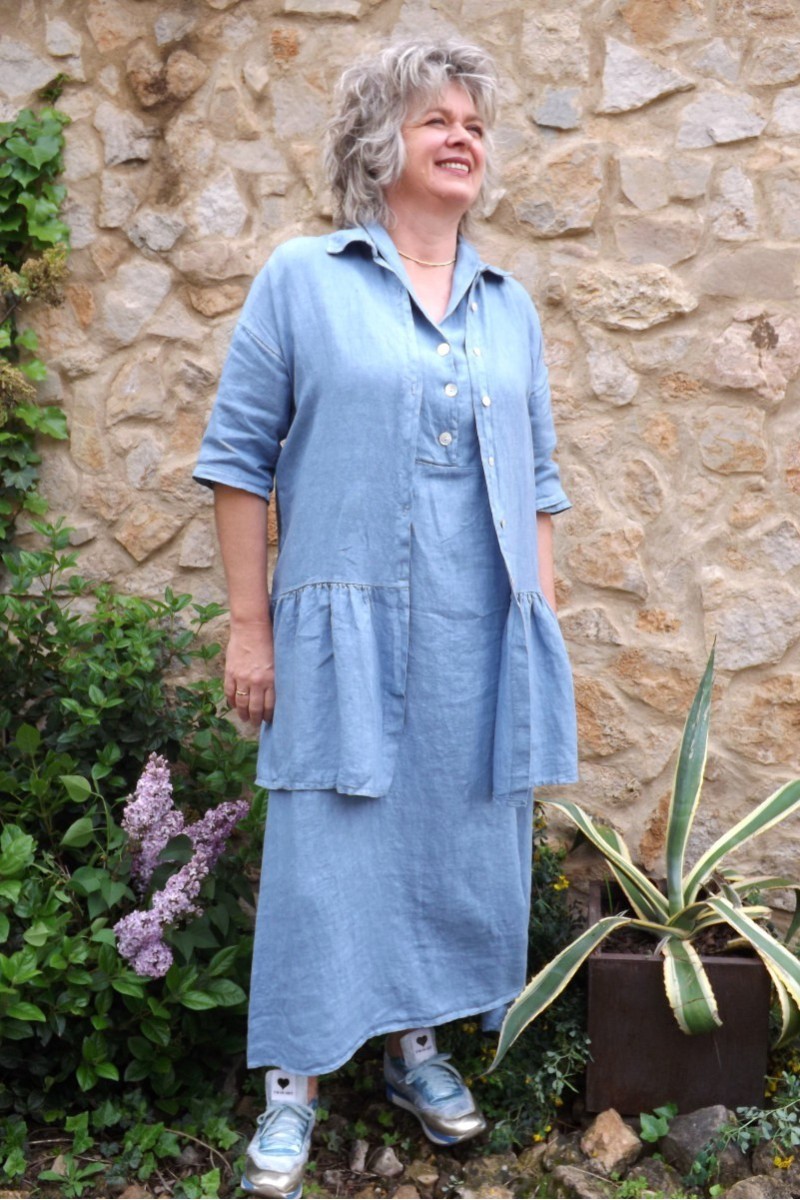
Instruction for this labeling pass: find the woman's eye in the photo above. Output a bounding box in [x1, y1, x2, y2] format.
[468, 126, 484, 138]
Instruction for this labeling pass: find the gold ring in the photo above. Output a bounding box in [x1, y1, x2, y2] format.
[235, 689, 250, 697]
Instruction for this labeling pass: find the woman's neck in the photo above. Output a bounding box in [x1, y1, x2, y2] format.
[385, 203, 461, 267]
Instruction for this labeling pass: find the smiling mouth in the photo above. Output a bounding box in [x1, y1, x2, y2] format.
[438, 160, 470, 174]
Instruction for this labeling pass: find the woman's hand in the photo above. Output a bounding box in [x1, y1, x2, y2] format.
[225, 618, 275, 726]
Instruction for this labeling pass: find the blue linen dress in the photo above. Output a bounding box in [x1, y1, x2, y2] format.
[247, 270, 540, 1075]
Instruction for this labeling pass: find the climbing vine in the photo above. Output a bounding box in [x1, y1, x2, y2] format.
[0, 104, 71, 549]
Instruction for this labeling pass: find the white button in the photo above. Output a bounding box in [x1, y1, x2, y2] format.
[472, 346, 482, 357]
[471, 301, 478, 312]
[499, 518, 507, 528]
[481, 395, 491, 407]
[438, 431, 453, 446]
[445, 383, 458, 397]
[437, 342, 451, 356]
[487, 455, 495, 466]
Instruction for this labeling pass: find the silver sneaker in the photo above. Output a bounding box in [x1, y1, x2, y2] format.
[384, 1027, 487, 1146]
[241, 1070, 317, 1199]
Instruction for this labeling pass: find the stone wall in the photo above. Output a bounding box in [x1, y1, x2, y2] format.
[2, 0, 800, 877]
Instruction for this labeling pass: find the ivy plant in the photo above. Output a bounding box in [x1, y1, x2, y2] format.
[0, 104, 71, 549]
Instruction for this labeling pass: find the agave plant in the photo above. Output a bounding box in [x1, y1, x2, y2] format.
[489, 647, 800, 1072]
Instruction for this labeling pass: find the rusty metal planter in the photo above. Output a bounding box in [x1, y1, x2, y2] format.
[585, 882, 771, 1115]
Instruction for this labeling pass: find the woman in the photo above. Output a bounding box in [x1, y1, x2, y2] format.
[195, 39, 577, 1200]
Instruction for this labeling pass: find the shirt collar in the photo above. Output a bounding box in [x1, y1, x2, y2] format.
[326, 221, 510, 283]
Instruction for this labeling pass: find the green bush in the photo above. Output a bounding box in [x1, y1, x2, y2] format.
[0, 522, 265, 1159]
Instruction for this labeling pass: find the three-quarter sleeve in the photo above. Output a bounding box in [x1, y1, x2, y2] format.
[194, 268, 293, 502]
[527, 306, 571, 515]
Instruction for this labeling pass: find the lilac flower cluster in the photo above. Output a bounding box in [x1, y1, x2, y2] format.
[114, 754, 249, 978]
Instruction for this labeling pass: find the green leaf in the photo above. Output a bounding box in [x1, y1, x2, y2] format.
[0, 913, 9, 943]
[76, 1062, 97, 1091]
[180, 989, 219, 1011]
[665, 649, 714, 916]
[706, 897, 800, 1029]
[6, 1001, 46, 1022]
[94, 1061, 120, 1081]
[16, 328, 39, 350]
[204, 978, 246, 1006]
[14, 723, 41, 755]
[0, 825, 35, 877]
[684, 779, 800, 905]
[18, 359, 48, 381]
[60, 774, 92, 803]
[111, 975, 146, 998]
[488, 915, 631, 1072]
[661, 937, 721, 1035]
[61, 816, 95, 849]
[5, 132, 62, 168]
[207, 944, 239, 977]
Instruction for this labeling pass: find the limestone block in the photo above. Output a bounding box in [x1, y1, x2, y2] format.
[66, 284, 95, 330]
[669, 157, 712, 200]
[726, 674, 800, 764]
[128, 209, 187, 252]
[616, 212, 703, 266]
[94, 101, 156, 165]
[242, 58, 270, 97]
[522, 12, 589, 81]
[147, 297, 208, 345]
[220, 138, 290, 182]
[706, 312, 800, 404]
[165, 114, 216, 176]
[532, 87, 582, 130]
[0, 37, 58, 102]
[567, 526, 648, 597]
[586, 344, 639, 405]
[46, 18, 83, 58]
[762, 520, 800, 573]
[636, 607, 682, 634]
[619, 155, 669, 211]
[126, 436, 162, 489]
[574, 676, 635, 757]
[580, 1109, 642, 1176]
[270, 76, 329, 138]
[700, 247, 799, 299]
[126, 43, 165, 108]
[748, 39, 800, 85]
[281, 0, 375, 13]
[187, 285, 245, 317]
[677, 92, 766, 148]
[598, 38, 694, 114]
[704, 584, 800, 669]
[728, 488, 774, 527]
[697, 405, 766, 474]
[629, 334, 692, 372]
[517, 144, 602, 238]
[560, 607, 623, 646]
[660, 1107, 748, 1186]
[770, 85, 800, 134]
[86, 0, 143, 52]
[621, 0, 708, 45]
[178, 519, 214, 569]
[624, 457, 665, 517]
[710, 166, 758, 240]
[64, 125, 102, 183]
[766, 169, 800, 238]
[171, 238, 262, 282]
[165, 51, 210, 101]
[102, 261, 173, 345]
[115, 502, 184, 562]
[191, 169, 248, 238]
[692, 37, 741, 82]
[612, 648, 699, 716]
[98, 171, 142, 227]
[209, 83, 260, 140]
[571, 264, 697, 330]
[98, 65, 120, 96]
[155, 10, 198, 46]
[107, 354, 166, 424]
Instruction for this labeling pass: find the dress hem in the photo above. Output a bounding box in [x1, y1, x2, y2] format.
[246, 987, 521, 1077]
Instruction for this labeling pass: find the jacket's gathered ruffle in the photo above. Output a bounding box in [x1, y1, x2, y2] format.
[257, 583, 578, 804]
[492, 590, 579, 805]
[256, 582, 408, 797]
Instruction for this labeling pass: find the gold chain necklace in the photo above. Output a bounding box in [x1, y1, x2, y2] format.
[397, 250, 456, 268]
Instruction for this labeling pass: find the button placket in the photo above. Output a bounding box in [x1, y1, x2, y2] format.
[466, 300, 504, 531]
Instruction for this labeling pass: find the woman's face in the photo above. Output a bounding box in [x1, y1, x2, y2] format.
[387, 81, 487, 220]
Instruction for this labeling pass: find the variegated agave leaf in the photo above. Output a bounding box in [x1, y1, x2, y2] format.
[706, 896, 800, 1024]
[661, 936, 721, 1035]
[486, 915, 629, 1073]
[665, 648, 714, 917]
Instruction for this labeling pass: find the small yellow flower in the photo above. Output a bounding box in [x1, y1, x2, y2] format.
[465, 1077, 473, 1087]
[774, 1155, 794, 1170]
[524, 1076, 532, 1085]
[554, 1096, 564, 1108]
[552, 875, 570, 891]
[545, 1124, 552, 1133]
[461, 1021, 478, 1034]
[532, 1132, 544, 1143]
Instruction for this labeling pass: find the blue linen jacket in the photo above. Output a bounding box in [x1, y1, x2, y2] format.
[195, 223, 578, 804]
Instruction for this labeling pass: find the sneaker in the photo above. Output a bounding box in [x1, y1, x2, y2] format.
[384, 1027, 487, 1146]
[241, 1069, 317, 1199]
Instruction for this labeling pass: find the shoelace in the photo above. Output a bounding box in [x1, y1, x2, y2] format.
[402, 1052, 466, 1103]
[255, 1101, 315, 1156]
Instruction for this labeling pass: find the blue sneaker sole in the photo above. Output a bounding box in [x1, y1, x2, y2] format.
[386, 1083, 461, 1145]
[241, 1174, 302, 1199]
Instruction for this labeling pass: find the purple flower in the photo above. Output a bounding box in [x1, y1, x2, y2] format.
[121, 753, 185, 891]
[114, 759, 250, 978]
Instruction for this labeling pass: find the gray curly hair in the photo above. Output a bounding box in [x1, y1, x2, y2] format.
[324, 39, 499, 230]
